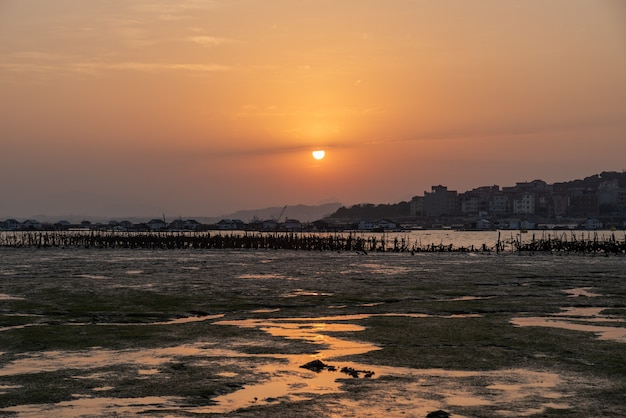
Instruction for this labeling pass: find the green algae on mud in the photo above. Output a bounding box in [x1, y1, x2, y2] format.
[0, 249, 625, 417]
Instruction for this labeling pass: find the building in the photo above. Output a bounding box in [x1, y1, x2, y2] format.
[513, 193, 535, 215]
[409, 196, 424, 216]
[488, 194, 510, 215]
[1, 219, 20, 231]
[459, 194, 479, 215]
[262, 220, 279, 230]
[357, 220, 376, 231]
[568, 189, 599, 217]
[475, 219, 492, 230]
[147, 219, 167, 231]
[283, 219, 302, 231]
[376, 219, 398, 230]
[217, 219, 239, 230]
[21, 219, 42, 230]
[583, 218, 602, 230]
[423, 185, 458, 217]
[552, 191, 569, 217]
[597, 178, 620, 214]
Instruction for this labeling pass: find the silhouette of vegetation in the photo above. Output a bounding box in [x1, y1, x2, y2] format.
[326, 202, 411, 220]
[554, 171, 626, 189]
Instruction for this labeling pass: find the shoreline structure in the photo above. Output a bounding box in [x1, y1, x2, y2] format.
[1, 230, 625, 254]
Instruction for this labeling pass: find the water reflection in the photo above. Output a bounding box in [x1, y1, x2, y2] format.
[204, 314, 558, 415]
[563, 287, 602, 298]
[0, 313, 572, 417]
[0, 293, 23, 300]
[512, 306, 626, 343]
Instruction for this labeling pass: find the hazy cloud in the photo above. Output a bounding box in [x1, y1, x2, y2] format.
[105, 62, 231, 73]
[129, 0, 219, 20]
[0, 60, 231, 76]
[186, 36, 237, 47]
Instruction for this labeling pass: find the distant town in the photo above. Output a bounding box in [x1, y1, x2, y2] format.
[2, 171, 626, 232]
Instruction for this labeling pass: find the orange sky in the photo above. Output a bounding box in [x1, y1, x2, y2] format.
[1, 0, 625, 218]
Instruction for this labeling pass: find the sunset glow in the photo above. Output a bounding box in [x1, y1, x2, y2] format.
[0, 1, 625, 218]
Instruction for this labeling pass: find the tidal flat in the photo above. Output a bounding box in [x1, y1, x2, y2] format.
[0, 248, 624, 417]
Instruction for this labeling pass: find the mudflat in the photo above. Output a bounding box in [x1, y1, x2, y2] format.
[0, 248, 624, 417]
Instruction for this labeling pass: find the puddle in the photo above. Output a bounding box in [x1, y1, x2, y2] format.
[217, 372, 238, 378]
[0, 324, 31, 332]
[378, 313, 482, 319]
[92, 386, 114, 391]
[152, 314, 224, 325]
[359, 302, 385, 307]
[564, 287, 602, 298]
[282, 290, 333, 297]
[77, 274, 108, 279]
[249, 308, 281, 313]
[448, 296, 494, 301]
[238, 273, 290, 280]
[358, 263, 412, 275]
[0, 293, 24, 300]
[511, 317, 626, 343]
[512, 306, 626, 343]
[0, 384, 22, 394]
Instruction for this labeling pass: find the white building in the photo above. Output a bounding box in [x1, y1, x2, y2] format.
[283, 219, 302, 230]
[513, 193, 535, 215]
[357, 220, 376, 230]
[583, 218, 602, 230]
[376, 219, 397, 230]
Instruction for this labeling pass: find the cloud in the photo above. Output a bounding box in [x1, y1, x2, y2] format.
[186, 36, 236, 47]
[372, 116, 626, 147]
[0, 60, 231, 76]
[129, 0, 219, 20]
[106, 62, 230, 73]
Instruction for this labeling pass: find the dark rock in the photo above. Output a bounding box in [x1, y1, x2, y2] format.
[340, 366, 359, 378]
[300, 359, 328, 372]
[426, 410, 450, 418]
[340, 366, 375, 378]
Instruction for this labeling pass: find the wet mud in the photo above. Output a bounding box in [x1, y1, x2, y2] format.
[0, 249, 624, 417]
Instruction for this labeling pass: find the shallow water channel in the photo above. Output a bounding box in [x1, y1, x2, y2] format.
[1, 312, 574, 417]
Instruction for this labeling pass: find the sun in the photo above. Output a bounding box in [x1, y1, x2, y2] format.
[312, 149, 326, 160]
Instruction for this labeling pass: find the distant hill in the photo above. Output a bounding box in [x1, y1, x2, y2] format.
[210, 203, 343, 223]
